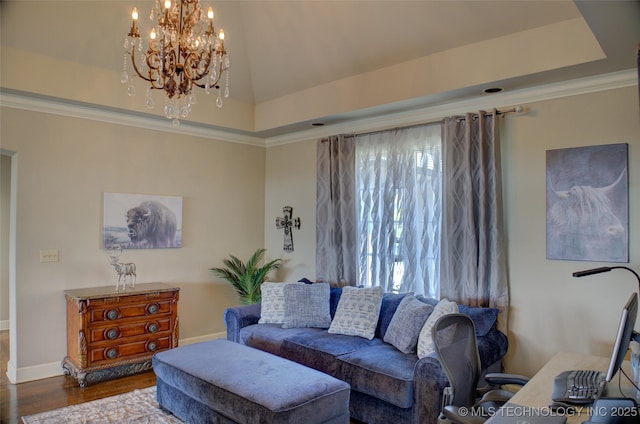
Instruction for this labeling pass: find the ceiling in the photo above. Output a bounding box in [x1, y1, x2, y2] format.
[1, 1, 639, 138]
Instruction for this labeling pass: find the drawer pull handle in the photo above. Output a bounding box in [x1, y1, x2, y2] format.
[146, 304, 159, 314]
[106, 348, 118, 359]
[147, 341, 158, 352]
[106, 309, 119, 320]
[147, 323, 159, 333]
[106, 328, 119, 340]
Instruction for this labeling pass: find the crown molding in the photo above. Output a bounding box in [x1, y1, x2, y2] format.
[2, 69, 636, 148]
[0, 90, 265, 147]
[264, 69, 638, 146]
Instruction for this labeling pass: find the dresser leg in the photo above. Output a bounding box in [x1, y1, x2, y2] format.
[61, 357, 88, 387]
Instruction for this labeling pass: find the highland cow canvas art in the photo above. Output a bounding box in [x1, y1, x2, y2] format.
[104, 193, 183, 249]
[546, 143, 628, 262]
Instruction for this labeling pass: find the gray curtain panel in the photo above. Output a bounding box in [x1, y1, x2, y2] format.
[439, 110, 509, 331]
[316, 135, 358, 285]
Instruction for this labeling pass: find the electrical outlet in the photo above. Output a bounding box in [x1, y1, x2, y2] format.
[40, 249, 59, 263]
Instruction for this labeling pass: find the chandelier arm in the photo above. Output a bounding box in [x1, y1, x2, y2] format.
[163, 49, 178, 77]
[192, 61, 225, 89]
[129, 48, 158, 84]
[144, 51, 165, 90]
[183, 50, 213, 83]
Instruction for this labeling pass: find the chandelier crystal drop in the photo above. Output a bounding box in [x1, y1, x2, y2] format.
[123, 0, 230, 124]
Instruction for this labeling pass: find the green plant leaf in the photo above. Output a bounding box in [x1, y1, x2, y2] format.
[209, 248, 282, 305]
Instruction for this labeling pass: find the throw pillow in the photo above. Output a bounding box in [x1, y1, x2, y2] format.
[258, 282, 300, 324]
[282, 283, 332, 329]
[417, 298, 458, 359]
[458, 305, 500, 337]
[328, 286, 384, 340]
[383, 295, 434, 354]
[376, 292, 413, 339]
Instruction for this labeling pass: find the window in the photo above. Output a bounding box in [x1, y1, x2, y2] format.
[355, 124, 442, 296]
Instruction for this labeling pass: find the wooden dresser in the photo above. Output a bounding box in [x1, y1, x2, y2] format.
[62, 282, 179, 387]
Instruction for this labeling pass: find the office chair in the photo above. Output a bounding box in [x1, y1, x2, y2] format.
[432, 313, 529, 424]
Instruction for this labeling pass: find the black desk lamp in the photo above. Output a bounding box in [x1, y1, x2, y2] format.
[572, 266, 640, 294]
[573, 266, 640, 343]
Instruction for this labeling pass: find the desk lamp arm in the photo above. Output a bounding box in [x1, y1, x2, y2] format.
[573, 266, 640, 343]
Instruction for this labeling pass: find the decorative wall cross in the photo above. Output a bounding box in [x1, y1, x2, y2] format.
[275, 206, 301, 252]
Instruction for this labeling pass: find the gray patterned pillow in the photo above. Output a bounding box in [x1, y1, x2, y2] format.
[282, 283, 331, 329]
[258, 282, 300, 324]
[328, 286, 384, 340]
[383, 295, 434, 353]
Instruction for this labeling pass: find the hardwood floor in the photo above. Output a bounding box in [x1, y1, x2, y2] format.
[0, 330, 156, 424]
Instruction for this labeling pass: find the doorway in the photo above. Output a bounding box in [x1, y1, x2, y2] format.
[1, 150, 17, 383]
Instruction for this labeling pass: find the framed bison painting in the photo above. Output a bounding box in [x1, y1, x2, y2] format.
[546, 143, 628, 262]
[103, 192, 183, 249]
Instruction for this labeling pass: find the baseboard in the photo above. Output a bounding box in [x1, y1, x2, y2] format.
[180, 331, 226, 345]
[8, 360, 62, 384]
[6, 331, 227, 383]
[0, 320, 9, 331]
[5, 359, 17, 384]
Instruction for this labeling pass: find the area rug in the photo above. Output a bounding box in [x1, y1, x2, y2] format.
[21, 386, 183, 423]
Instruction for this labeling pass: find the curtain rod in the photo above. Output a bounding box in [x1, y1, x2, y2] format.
[349, 105, 524, 138]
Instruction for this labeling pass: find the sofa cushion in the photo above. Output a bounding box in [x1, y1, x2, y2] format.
[417, 298, 458, 359]
[337, 343, 419, 409]
[417, 295, 500, 337]
[329, 287, 343, 318]
[383, 296, 434, 354]
[375, 292, 411, 339]
[239, 323, 324, 356]
[329, 286, 384, 340]
[280, 330, 383, 376]
[458, 305, 500, 337]
[282, 283, 331, 329]
[259, 282, 300, 324]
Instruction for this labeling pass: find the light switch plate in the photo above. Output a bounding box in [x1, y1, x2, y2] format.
[40, 249, 59, 262]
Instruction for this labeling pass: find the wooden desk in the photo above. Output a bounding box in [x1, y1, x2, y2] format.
[503, 351, 638, 424]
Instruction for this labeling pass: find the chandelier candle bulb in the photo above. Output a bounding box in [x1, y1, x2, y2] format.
[128, 8, 140, 38]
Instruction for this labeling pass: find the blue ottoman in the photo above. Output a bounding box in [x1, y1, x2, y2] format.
[153, 339, 351, 423]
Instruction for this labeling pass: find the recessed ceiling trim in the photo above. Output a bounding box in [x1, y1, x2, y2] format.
[264, 69, 637, 147]
[0, 90, 264, 147]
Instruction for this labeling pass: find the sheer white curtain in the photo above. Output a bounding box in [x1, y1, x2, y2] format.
[355, 124, 442, 296]
[316, 135, 358, 285]
[439, 111, 509, 329]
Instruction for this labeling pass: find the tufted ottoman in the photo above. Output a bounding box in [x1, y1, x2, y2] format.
[153, 339, 351, 423]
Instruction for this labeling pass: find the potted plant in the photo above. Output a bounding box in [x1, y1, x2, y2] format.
[210, 248, 282, 304]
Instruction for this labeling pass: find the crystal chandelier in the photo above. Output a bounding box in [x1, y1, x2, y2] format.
[122, 0, 230, 125]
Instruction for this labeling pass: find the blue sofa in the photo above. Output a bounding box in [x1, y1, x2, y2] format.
[224, 290, 508, 424]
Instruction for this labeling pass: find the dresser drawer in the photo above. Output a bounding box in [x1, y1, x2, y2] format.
[88, 335, 172, 365]
[88, 317, 171, 343]
[89, 298, 174, 323]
